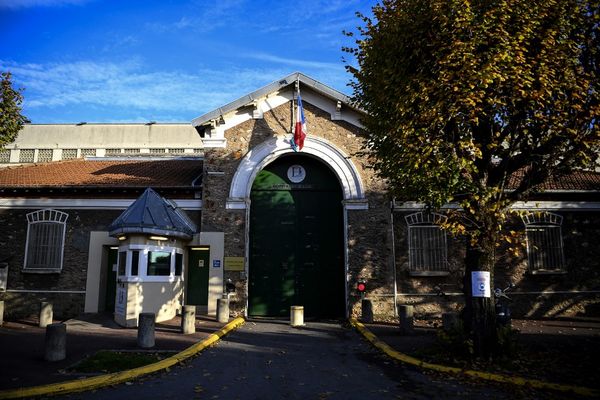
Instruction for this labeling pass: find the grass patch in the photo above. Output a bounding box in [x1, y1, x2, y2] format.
[69, 350, 167, 373]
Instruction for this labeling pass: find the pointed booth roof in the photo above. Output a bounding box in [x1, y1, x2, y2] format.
[108, 188, 197, 240]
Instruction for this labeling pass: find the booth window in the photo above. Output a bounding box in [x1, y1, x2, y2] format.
[522, 211, 566, 273]
[174, 253, 183, 276]
[405, 212, 449, 275]
[24, 209, 68, 273]
[118, 252, 126, 275]
[131, 250, 140, 276]
[147, 251, 171, 276]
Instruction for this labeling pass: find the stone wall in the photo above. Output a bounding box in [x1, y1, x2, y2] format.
[201, 95, 393, 316]
[392, 209, 600, 319]
[0, 208, 121, 319]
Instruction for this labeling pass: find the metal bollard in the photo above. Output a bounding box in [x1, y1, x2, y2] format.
[137, 313, 155, 348]
[361, 299, 374, 323]
[398, 304, 414, 334]
[45, 323, 66, 361]
[216, 298, 229, 323]
[39, 301, 53, 328]
[181, 305, 196, 334]
[290, 305, 304, 327]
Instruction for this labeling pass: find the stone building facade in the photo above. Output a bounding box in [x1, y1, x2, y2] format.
[0, 72, 598, 323]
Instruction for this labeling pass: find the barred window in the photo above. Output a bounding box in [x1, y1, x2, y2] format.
[19, 149, 35, 163]
[522, 212, 566, 273]
[38, 149, 53, 162]
[62, 149, 78, 160]
[105, 148, 122, 155]
[124, 148, 140, 154]
[150, 148, 166, 154]
[405, 212, 449, 275]
[168, 148, 185, 154]
[81, 148, 96, 157]
[24, 209, 68, 273]
[0, 149, 10, 163]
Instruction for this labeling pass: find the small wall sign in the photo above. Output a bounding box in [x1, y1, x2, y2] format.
[224, 257, 245, 271]
[287, 165, 306, 183]
[471, 271, 491, 298]
[115, 286, 126, 315]
[213, 260, 221, 268]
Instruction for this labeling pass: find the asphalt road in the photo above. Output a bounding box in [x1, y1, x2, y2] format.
[63, 320, 514, 400]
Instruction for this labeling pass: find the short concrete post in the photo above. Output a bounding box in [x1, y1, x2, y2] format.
[290, 306, 304, 327]
[398, 305, 414, 334]
[361, 299, 374, 323]
[0, 300, 4, 326]
[39, 301, 53, 328]
[137, 313, 155, 349]
[442, 312, 459, 331]
[181, 305, 196, 334]
[216, 298, 229, 324]
[45, 323, 66, 361]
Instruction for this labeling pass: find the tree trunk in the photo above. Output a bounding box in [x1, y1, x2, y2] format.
[462, 237, 497, 358]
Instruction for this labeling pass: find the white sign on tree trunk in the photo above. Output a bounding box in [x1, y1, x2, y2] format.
[471, 271, 491, 298]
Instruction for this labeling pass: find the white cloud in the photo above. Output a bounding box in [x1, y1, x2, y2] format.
[241, 52, 342, 71]
[0, 0, 91, 9]
[0, 59, 302, 121]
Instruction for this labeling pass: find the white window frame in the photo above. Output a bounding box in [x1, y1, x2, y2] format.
[405, 212, 449, 276]
[117, 244, 184, 283]
[23, 209, 68, 273]
[522, 211, 566, 274]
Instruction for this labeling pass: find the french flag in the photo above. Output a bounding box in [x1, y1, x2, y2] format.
[292, 94, 307, 151]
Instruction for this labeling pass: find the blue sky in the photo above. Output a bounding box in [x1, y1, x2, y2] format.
[0, 0, 375, 123]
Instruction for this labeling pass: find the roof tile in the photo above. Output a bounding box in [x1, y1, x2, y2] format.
[0, 159, 203, 188]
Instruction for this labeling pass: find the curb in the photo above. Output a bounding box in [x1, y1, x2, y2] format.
[349, 318, 598, 398]
[0, 316, 245, 399]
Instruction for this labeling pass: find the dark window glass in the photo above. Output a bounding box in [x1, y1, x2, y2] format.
[118, 252, 127, 276]
[175, 253, 183, 276]
[131, 250, 139, 276]
[147, 251, 171, 276]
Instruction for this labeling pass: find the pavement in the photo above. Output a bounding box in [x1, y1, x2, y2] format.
[0, 312, 225, 391]
[1, 314, 599, 398]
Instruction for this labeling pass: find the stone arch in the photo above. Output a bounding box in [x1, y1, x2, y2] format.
[226, 136, 367, 210]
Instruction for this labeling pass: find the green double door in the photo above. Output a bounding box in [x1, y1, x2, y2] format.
[249, 155, 345, 318]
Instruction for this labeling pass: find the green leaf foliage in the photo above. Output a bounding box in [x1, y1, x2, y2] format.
[346, 0, 599, 238]
[0, 71, 29, 149]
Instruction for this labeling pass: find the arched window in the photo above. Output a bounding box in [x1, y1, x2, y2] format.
[24, 209, 68, 272]
[521, 211, 566, 273]
[405, 212, 449, 275]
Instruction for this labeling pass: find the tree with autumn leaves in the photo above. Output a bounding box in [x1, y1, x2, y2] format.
[1, 72, 28, 149]
[346, 0, 599, 356]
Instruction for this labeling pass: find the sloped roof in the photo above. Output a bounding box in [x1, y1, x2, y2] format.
[191, 72, 361, 127]
[108, 187, 197, 240]
[0, 158, 203, 188]
[507, 169, 600, 191]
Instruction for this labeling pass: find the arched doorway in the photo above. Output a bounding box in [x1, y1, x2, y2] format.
[248, 155, 345, 318]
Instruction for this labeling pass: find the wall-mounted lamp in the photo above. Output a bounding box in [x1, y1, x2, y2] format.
[118, 235, 127, 241]
[149, 235, 168, 241]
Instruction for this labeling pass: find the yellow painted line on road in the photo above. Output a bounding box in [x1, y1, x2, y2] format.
[350, 318, 598, 398]
[0, 316, 245, 399]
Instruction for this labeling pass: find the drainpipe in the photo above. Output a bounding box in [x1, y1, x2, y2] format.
[390, 200, 398, 317]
